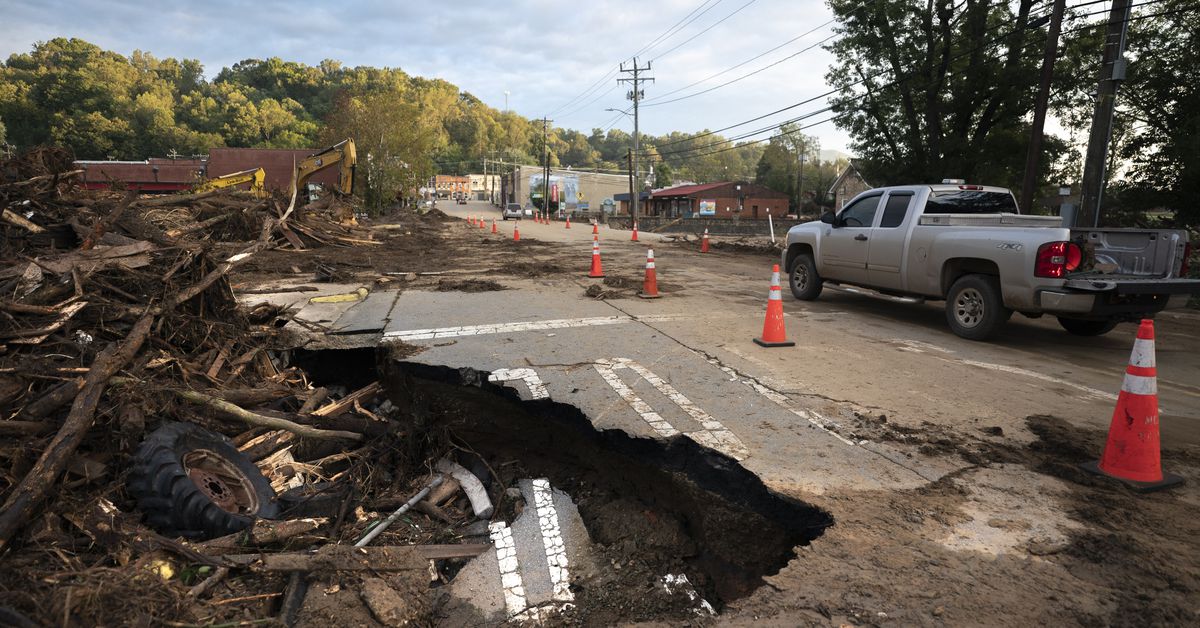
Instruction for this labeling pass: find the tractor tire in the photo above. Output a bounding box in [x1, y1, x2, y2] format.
[127, 422, 279, 539]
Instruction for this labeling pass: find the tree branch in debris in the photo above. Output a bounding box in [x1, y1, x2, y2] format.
[0, 311, 155, 552]
[164, 386, 362, 441]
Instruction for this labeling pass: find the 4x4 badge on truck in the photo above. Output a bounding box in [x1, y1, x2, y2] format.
[996, 242, 1023, 250]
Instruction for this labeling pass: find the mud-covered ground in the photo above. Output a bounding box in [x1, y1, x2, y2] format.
[730, 414, 1200, 627]
[149, 207, 1200, 625]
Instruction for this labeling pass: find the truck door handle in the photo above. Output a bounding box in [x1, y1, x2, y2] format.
[854, 234, 868, 241]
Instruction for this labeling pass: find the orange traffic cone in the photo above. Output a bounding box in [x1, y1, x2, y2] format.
[638, 249, 661, 299]
[565, 215, 571, 229]
[754, 264, 795, 347]
[513, 224, 520, 242]
[1081, 319, 1183, 491]
[631, 223, 639, 242]
[478, 216, 485, 230]
[592, 222, 599, 235]
[491, 218, 497, 234]
[587, 236, 604, 278]
[700, 228, 710, 253]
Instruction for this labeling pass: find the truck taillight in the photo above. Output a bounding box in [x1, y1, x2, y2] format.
[1036, 241, 1082, 278]
[1182, 243, 1193, 276]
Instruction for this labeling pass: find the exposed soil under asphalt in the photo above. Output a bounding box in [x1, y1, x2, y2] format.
[726, 414, 1200, 627]
[226, 212, 1200, 627]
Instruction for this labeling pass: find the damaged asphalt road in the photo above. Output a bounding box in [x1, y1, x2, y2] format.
[224, 199, 1200, 626]
[4, 184, 1198, 626]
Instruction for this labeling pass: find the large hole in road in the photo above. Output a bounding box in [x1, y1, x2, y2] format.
[294, 348, 833, 621]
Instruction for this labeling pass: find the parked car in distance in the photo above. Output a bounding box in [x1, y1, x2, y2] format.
[503, 203, 523, 220]
[457, 196, 467, 205]
[782, 182, 1199, 340]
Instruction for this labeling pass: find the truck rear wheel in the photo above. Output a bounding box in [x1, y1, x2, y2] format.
[945, 275, 1010, 340]
[788, 253, 823, 300]
[1057, 317, 1118, 336]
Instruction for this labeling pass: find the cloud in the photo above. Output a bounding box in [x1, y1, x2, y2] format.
[1, 0, 853, 151]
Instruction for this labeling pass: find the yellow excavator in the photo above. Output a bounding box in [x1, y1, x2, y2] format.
[193, 167, 266, 197]
[293, 139, 356, 198]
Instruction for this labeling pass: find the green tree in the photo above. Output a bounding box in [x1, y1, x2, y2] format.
[825, 0, 1053, 187]
[323, 89, 437, 212]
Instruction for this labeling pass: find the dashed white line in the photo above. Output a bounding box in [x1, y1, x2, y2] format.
[695, 352, 857, 446]
[610, 359, 750, 460]
[531, 479, 574, 603]
[488, 521, 528, 618]
[594, 363, 680, 438]
[488, 368, 549, 399]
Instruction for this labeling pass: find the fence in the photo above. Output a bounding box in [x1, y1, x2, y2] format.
[605, 215, 814, 237]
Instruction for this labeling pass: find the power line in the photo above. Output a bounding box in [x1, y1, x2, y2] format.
[545, 0, 719, 117]
[645, 18, 837, 103]
[651, 0, 761, 62]
[632, 0, 727, 59]
[643, 31, 839, 108]
[646, 0, 1088, 160]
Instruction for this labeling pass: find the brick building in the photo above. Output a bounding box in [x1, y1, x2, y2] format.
[647, 182, 789, 220]
[77, 157, 205, 192]
[434, 175, 470, 199]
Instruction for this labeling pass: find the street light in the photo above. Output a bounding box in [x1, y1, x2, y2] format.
[504, 90, 510, 113]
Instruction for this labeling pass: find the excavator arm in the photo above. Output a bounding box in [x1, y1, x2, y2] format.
[193, 167, 266, 197]
[294, 139, 356, 197]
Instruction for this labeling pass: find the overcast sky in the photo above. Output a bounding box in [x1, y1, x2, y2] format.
[2, 0, 858, 151]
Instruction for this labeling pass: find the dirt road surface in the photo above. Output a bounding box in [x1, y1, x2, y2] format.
[238, 200, 1200, 626]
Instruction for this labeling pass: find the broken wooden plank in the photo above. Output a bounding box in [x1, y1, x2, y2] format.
[278, 224, 307, 251]
[1, 208, 45, 233]
[312, 382, 381, 417]
[198, 517, 328, 552]
[223, 544, 490, 571]
[3, 301, 88, 344]
[206, 340, 234, 380]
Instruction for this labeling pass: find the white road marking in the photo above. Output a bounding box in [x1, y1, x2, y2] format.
[488, 368, 549, 399]
[488, 522, 528, 618]
[956, 359, 1118, 402]
[694, 353, 857, 446]
[383, 314, 679, 341]
[531, 479, 574, 602]
[609, 358, 750, 460]
[594, 363, 680, 438]
[596, 359, 748, 460]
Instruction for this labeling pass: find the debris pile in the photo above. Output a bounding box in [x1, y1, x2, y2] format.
[0, 149, 478, 625]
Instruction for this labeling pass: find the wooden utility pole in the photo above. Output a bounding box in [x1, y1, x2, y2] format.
[618, 58, 653, 223]
[1077, 0, 1133, 227]
[1020, 0, 1066, 214]
[541, 117, 552, 216]
[626, 150, 635, 219]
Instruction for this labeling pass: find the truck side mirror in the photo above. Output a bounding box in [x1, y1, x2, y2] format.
[820, 211, 837, 226]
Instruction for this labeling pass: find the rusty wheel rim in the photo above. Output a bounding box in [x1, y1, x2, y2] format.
[183, 449, 260, 515]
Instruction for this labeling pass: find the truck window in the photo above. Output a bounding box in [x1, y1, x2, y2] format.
[879, 193, 912, 228]
[839, 195, 880, 227]
[925, 190, 1018, 214]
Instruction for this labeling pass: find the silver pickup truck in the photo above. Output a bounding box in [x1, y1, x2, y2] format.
[783, 183, 1199, 340]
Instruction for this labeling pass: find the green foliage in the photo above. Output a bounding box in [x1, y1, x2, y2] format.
[323, 90, 436, 212]
[0, 37, 778, 198]
[824, 0, 1062, 190]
